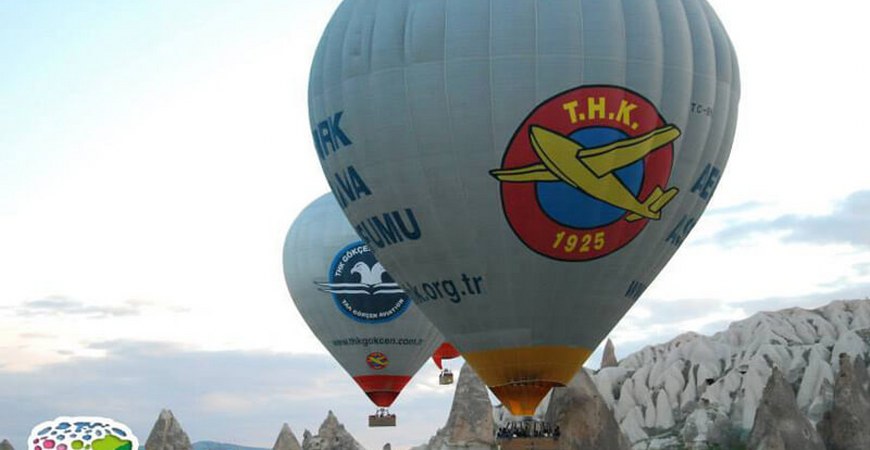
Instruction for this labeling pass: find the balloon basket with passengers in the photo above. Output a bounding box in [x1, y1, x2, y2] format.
[497, 419, 561, 450]
[438, 369, 454, 386]
[368, 408, 397, 427]
[290, 0, 740, 430]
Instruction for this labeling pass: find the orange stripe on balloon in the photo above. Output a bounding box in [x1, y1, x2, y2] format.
[463, 345, 592, 416]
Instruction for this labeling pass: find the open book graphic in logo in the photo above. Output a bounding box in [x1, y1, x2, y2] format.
[29, 417, 139, 450]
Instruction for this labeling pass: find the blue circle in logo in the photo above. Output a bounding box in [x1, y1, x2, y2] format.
[536, 127, 643, 228]
[326, 241, 409, 324]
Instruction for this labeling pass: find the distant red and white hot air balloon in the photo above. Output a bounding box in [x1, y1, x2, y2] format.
[432, 342, 461, 385]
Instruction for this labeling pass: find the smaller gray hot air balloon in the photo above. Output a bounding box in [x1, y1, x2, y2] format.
[283, 193, 443, 426]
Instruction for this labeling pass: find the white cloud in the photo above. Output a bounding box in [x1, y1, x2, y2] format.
[198, 393, 263, 415]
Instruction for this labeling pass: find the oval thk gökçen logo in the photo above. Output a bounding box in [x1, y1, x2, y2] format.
[316, 241, 410, 323]
[491, 85, 681, 262]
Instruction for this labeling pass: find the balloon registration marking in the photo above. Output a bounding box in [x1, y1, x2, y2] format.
[316, 241, 410, 323]
[366, 352, 389, 370]
[492, 86, 681, 261]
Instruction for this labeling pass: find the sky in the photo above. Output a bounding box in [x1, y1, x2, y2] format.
[2, 1, 870, 449]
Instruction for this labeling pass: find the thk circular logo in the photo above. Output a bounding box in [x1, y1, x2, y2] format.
[366, 352, 389, 370]
[316, 241, 409, 323]
[491, 85, 681, 261]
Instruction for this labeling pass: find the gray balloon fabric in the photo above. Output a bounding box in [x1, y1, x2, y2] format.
[308, 0, 739, 415]
[283, 193, 443, 408]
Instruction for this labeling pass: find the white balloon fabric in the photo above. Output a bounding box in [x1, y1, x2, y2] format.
[283, 193, 443, 409]
[308, 0, 739, 415]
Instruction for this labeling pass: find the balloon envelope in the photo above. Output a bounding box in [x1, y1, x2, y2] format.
[309, 0, 739, 415]
[283, 193, 443, 408]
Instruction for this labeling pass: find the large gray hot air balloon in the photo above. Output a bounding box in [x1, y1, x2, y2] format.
[308, 0, 739, 415]
[283, 193, 443, 425]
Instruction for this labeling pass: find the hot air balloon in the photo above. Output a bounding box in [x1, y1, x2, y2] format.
[308, 0, 739, 416]
[432, 343, 461, 385]
[283, 193, 443, 426]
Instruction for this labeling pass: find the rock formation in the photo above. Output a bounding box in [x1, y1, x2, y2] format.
[146, 409, 193, 450]
[590, 299, 870, 449]
[301, 411, 364, 450]
[546, 368, 630, 450]
[413, 363, 496, 450]
[422, 299, 870, 449]
[272, 423, 302, 450]
[601, 339, 618, 369]
[0, 439, 14, 450]
[747, 367, 825, 450]
[853, 354, 870, 393]
[817, 353, 870, 450]
[679, 403, 733, 449]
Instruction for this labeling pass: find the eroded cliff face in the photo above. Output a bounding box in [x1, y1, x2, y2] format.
[546, 369, 630, 450]
[817, 353, 870, 450]
[589, 299, 870, 449]
[301, 411, 365, 450]
[413, 363, 496, 450]
[145, 409, 193, 450]
[747, 367, 825, 450]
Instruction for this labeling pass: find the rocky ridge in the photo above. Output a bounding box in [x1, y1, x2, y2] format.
[746, 366, 824, 450]
[272, 423, 302, 450]
[146, 409, 194, 450]
[590, 299, 870, 449]
[1, 439, 14, 450]
[601, 339, 619, 369]
[301, 411, 365, 450]
[817, 353, 870, 449]
[412, 363, 496, 450]
[545, 369, 631, 450]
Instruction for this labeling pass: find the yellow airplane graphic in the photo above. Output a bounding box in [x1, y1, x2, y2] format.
[491, 125, 681, 222]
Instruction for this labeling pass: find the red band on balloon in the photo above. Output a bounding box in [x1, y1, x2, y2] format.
[353, 375, 412, 407]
